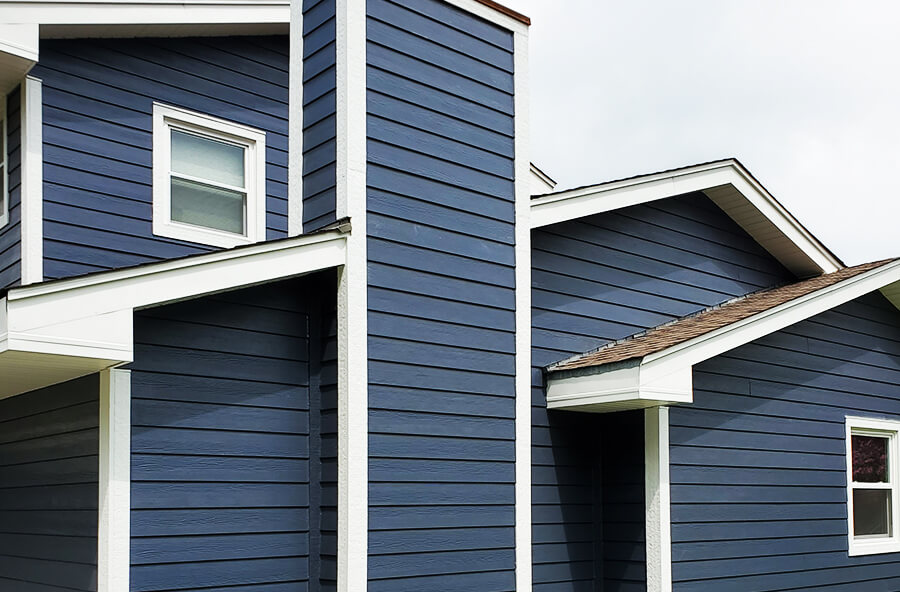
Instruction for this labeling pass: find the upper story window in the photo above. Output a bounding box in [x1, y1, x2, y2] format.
[847, 416, 900, 556]
[152, 103, 266, 248]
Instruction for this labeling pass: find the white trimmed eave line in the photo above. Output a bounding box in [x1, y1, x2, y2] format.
[641, 260, 900, 382]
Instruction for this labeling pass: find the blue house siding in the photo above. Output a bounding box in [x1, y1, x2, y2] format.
[0, 85, 21, 290]
[128, 274, 335, 591]
[0, 375, 99, 591]
[31, 35, 289, 281]
[532, 192, 795, 590]
[670, 291, 900, 591]
[365, 1, 517, 589]
[303, 0, 337, 233]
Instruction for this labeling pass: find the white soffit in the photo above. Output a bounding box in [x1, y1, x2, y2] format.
[530, 159, 843, 278]
[0, 24, 38, 93]
[0, 228, 347, 399]
[547, 259, 900, 413]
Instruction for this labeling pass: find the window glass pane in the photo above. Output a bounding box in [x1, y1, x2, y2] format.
[171, 129, 245, 188]
[854, 489, 892, 537]
[171, 177, 245, 235]
[853, 435, 889, 483]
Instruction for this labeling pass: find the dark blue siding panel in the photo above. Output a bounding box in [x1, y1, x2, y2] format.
[129, 274, 336, 592]
[31, 36, 290, 281]
[303, 0, 337, 233]
[532, 192, 794, 590]
[0, 375, 99, 591]
[670, 292, 900, 590]
[0, 85, 21, 290]
[365, 0, 517, 588]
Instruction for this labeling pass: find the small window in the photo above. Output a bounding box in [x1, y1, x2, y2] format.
[152, 103, 266, 248]
[847, 417, 900, 556]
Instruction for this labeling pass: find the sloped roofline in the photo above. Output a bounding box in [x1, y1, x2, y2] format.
[530, 158, 844, 278]
[544, 258, 900, 414]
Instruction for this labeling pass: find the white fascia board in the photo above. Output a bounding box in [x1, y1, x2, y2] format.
[546, 364, 692, 413]
[3, 230, 347, 361]
[3, 2, 289, 25]
[530, 160, 842, 277]
[0, 23, 39, 61]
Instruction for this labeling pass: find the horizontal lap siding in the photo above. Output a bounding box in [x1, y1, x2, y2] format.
[365, 1, 517, 589]
[1, 86, 21, 290]
[532, 192, 794, 591]
[303, 0, 338, 233]
[0, 375, 99, 591]
[671, 292, 900, 591]
[32, 36, 289, 281]
[129, 277, 333, 592]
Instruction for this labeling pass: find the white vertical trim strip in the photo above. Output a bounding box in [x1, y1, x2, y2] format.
[645, 406, 672, 592]
[98, 368, 131, 592]
[513, 26, 532, 592]
[20, 75, 42, 285]
[287, 0, 303, 236]
[335, 0, 367, 589]
[0, 93, 8, 230]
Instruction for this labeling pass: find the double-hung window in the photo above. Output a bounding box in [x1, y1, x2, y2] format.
[847, 416, 900, 556]
[152, 103, 266, 248]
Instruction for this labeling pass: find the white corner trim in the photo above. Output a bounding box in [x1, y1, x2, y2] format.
[334, 0, 368, 589]
[20, 75, 42, 285]
[98, 368, 131, 592]
[151, 102, 267, 249]
[645, 406, 672, 592]
[0, 94, 7, 231]
[287, 0, 303, 236]
[512, 26, 532, 592]
[845, 415, 900, 557]
[530, 160, 842, 278]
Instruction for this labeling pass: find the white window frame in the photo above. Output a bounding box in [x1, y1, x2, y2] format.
[0, 93, 8, 230]
[846, 416, 900, 556]
[152, 102, 266, 248]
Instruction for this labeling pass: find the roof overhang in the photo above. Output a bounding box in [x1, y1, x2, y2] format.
[546, 259, 900, 413]
[0, 227, 347, 399]
[0, 24, 38, 93]
[530, 159, 843, 278]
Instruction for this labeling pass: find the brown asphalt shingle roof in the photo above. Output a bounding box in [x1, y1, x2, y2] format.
[548, 259, 899, 374]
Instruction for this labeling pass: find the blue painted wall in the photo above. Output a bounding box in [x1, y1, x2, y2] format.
[128, 273, 336, 591]
[671, 291, 900, 591]
[0, 85, 21, 291]
[0, 375, 99, 591]
[303, 0, 338, 233]
[532, 192, 794, 590]
[31, 35, 290, 281]
[365, 0, 518, 588]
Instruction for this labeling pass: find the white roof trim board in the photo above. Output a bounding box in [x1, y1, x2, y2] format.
[530, 159, 843, 278]
[545, 259, 900, 413]
[0, 226, 348, 398]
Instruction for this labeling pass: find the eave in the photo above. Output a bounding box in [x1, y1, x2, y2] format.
[0, 225, 348, 398]
[530, 159, 844, 278]
[546, 259, 900, 413]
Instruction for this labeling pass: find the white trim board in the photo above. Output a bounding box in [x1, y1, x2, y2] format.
[0, 228, 347, 397]
[512, 25, 532, 592]
[20, 75, 42, 285]
[98, 368, 131, 592]
[547, 260, 900, 413]
[4, 2, 289, 25]
[530, 159, 842, 278]
[334, 0, 368, 589]
[645, 406, 672, 592]
[287, 0, 303, 236]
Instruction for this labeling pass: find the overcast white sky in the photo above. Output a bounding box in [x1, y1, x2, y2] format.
[503, 0, 899, 265]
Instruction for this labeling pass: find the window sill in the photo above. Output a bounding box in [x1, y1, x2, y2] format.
[153, 219, 259, 250]
[849, 538, 900, 556]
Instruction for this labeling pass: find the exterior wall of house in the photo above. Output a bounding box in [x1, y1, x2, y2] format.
[671, 291, 900, 591]
[364, 1, 519, 589]
[303, 0, 338, 233]
[0, 85, 21, 290]
[128, 273, 336, 591]
[30, 35, 290, 281]
[0, 375, 99, 591]
[531, 191, 794, 590]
